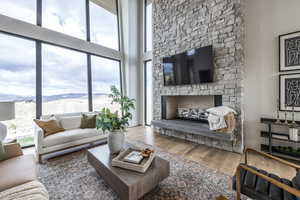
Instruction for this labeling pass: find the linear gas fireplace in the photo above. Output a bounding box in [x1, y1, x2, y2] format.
[161, 95, 222, 122]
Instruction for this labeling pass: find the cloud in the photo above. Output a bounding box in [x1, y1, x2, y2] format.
[91, 55, 120, 93]
[90, 1, 119, 50]
[42, 0, 86, 39]
[0, 0, 36, 24]
[0, 35, 121, 97]
[0, 1, 121, 98]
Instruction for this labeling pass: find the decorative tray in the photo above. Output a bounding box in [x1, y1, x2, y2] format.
[112, 147, 155, 173]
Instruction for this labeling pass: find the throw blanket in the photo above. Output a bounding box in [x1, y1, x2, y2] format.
[207, 106, 237, 132]
[0, 181, 49, 200]
[207, 113, 227, 131]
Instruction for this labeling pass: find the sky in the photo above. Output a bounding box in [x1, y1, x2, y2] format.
[0, 0, 120, 98]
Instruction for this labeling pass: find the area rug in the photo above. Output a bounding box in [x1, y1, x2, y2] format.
[38, 145, 242, 200]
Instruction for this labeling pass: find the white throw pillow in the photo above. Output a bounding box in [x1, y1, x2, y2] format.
[56, 116, 82, 130]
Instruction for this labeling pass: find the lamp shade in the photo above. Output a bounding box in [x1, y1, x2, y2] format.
[0, 102, 15, 121]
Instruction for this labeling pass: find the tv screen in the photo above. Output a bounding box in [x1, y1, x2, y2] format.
[163, 45, 213, 86]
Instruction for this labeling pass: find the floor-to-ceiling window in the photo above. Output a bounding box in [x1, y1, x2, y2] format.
[0, 0, 122, 148]
[89, 0, 119, 50]
[145, 61, 152, 125]
[91, 56, 121, 112]
[42, 44, 89, 115]
[144, 0, 153, 125]
[0, 33, 36, 147]
[145, 0, 152, 52]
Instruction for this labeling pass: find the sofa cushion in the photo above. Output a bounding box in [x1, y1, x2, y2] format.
[244, 166, 258, 189]
[281, 178, 296, 200]
[292, 176, 300, 200]
[42, 128, 101, 147]
[0, 181, 49, 200]
[0, 155, 37, 192]
[269, 174, 283, 200]
[255, 169, 269, 195]
[56, 116, 82, 130]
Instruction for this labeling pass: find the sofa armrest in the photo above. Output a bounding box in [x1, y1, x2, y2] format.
[244, 148, 300, 171]
[3, 143, 23, 159]
[34, 125, 44, 154]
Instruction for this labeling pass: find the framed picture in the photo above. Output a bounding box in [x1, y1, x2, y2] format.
[279, 31, 300, 72]
[280, 73, 300, 111]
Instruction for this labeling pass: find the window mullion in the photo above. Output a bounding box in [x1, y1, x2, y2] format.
[86, 0, 91, 42]
[87, 54, 93, 112]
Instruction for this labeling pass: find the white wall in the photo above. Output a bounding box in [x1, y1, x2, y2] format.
[120, 0, 142, 126]
[244, 0, 300, 149]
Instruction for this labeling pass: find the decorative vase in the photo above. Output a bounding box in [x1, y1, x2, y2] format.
[108, 130, 125, 154]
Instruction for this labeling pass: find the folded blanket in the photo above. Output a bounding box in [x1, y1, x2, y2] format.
[207, 106, 237, 132]
[208, 113, 227, 131]
[206, 106, 237, 116]
[218, 112, 236, 134]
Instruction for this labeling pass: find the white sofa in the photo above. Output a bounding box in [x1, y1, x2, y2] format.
[34, 112, 107, 163]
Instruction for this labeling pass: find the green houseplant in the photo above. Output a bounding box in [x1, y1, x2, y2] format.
[96, 86, 135, 154]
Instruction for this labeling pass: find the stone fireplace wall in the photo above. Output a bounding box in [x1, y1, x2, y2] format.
[152, 0, 245, 152]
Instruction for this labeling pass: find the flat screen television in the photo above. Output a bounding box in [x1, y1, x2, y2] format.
[163, 45, 213, 86]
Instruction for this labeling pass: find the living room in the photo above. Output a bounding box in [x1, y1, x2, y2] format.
[1, 0, 300, 199]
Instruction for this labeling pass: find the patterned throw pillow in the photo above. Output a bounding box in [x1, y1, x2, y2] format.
[34, 119, 65, 137]
[80, 114, 96, 129]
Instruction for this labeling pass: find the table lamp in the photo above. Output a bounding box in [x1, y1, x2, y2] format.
[0, 102, 15, 160]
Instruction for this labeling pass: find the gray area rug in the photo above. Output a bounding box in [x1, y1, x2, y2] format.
[38, 145, 241, 200]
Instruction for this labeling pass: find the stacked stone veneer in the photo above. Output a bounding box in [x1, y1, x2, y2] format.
[152, 0, 245, 152]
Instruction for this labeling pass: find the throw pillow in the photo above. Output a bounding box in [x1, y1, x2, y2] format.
[34, 119, 65, 137]
[56, 116, 82, 130]
[80, 114, 96, 129]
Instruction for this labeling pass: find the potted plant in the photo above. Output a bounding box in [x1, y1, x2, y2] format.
[96, 86, 135, 154]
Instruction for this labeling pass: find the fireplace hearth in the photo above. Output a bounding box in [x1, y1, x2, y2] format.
[152, 94, 235, 142]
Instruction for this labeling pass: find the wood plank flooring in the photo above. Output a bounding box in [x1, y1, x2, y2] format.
[24, 125, 297, 179]
[126, 126, 296, 179]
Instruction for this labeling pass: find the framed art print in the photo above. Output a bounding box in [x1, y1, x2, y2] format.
[280, 73, 300, 111]
[279, 31, 300, 72]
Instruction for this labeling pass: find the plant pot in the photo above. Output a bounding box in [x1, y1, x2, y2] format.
[108, 130, 125, 154]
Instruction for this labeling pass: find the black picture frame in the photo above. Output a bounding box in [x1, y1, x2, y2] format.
[279, 73, 300, 111]
[279, 31, 300, 72]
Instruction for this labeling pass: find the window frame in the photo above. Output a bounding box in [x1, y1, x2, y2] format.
[142, 0, 153, 126]
[0, 32, 37, 148]
[144, 59, 152, 126]
[88, 0, 121, 51]
[144, 0, 152, 52]
[41, 43, 90, 115]
[0, 0, 124, 148]
[90, 55, 122, 112]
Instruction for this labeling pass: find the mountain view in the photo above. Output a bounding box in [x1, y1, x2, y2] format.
[0, 93, 108, 102]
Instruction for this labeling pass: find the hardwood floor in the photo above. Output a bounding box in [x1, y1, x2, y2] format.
[126, 126, 296, 179]
[24, 125, 297, 179]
